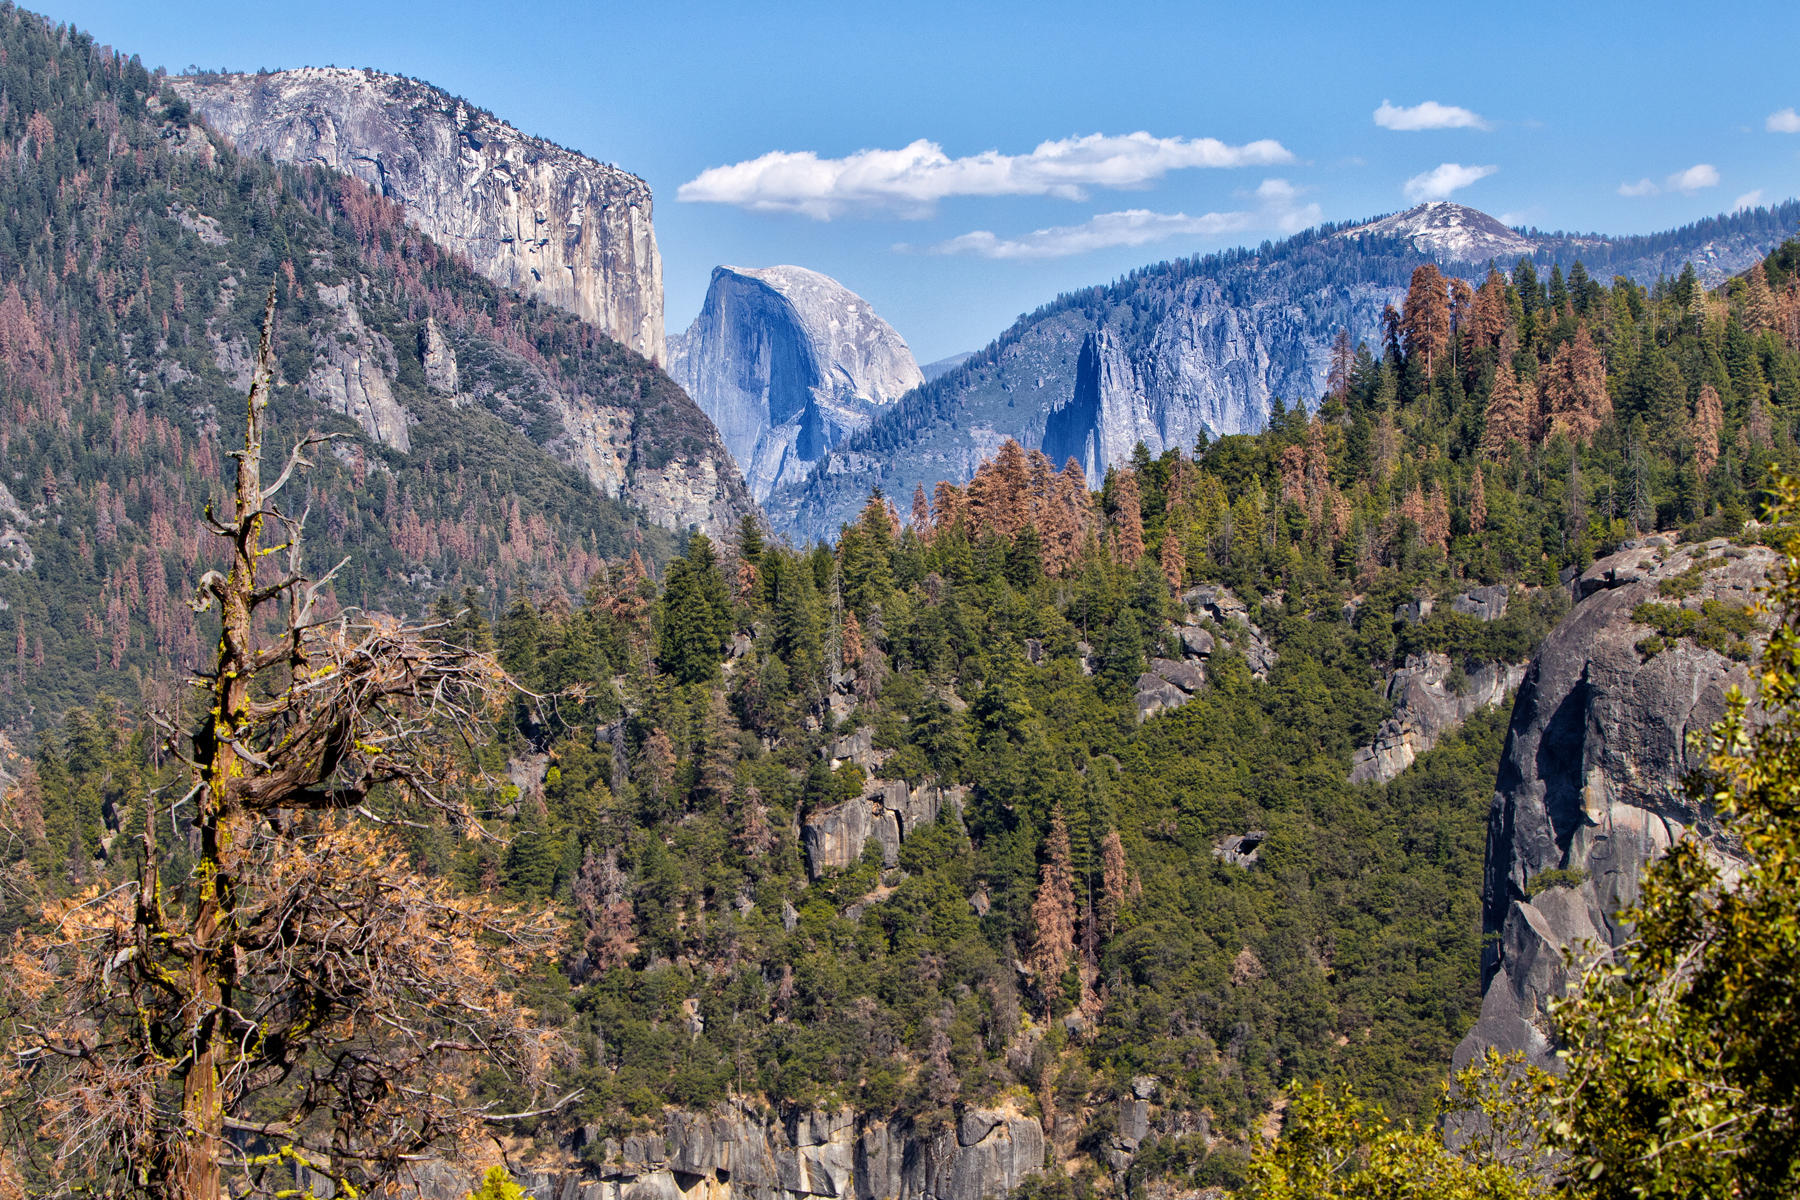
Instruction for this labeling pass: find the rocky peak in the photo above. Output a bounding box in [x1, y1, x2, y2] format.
[770, 200, 1796, 540]
[1454, 537, 1772, 1070]
[668, 265, 923, 501]
[1342, 201, 1536, 262]
[174, 67, 665, 360]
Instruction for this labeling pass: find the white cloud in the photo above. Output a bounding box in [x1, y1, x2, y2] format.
[1736, 189, 1766, 211]
[676, 132, 1294, 219]
[1374, 100, 1490, 131]
[1401, 162, 1497, 202]
[1668, 163, 1720, 193]
[920, 179, 1321, 260]
[1768, 107, 1800, 133]
[1618, 164, 1721, 198]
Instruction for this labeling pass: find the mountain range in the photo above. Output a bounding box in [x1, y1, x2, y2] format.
[6, 6, 1800, 1198]
[160, 66, 1799, 550]
[767, 199, 1800, 539]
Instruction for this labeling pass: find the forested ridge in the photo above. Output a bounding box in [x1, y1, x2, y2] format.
[773, 183, 1800, 541]
[5, 3, 1800, 1195]
[0, 2, 754, 730]
[11, 174, 1800, 1192]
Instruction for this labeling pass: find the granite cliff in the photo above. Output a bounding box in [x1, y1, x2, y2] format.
[285, 270, 747, 538]
[395, 1104, 1045, 1200]
[1454, 537, 1771, 1070]
[771, 200, 1800, 536]
[669, 266, 923, 501]
[1349, 585, 1528, 786]
[175, 67, 665, 361]
[170, 68, 749, 537]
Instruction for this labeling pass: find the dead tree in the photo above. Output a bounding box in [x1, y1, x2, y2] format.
[2, 287, 569, 1200]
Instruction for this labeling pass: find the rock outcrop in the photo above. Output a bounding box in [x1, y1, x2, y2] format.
[669, 266, 923, 501]
[1133, 585, 1276, 722]
[419, 316, 461, 399]
[176, 68, 665, 360]
[1454, 538, 1771, 1070]
[400, 1103, 1044, 1200]
[1349, 653, 1527, 785]
[0, 481, 35, 572]
[802, 778, 965, 879]
[284, 273, 749, 537]
[308, 282, 412, 450]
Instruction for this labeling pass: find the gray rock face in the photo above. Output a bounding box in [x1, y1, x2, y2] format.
[427, 300, 745, 537]
[1183, 586, 1276, 678]
[801, 794, 881, 877]
[1131, 585, 1275, 722]
[1349, 652, 1527, 785]
[1342, 201, 1535, 262]
[0, 481, 34, 572]
[175, 67, 665, 360]
[1043, 303, 1351, 487]
[1148, 657, 1206, 694]
[1213, 830, 1266, 868]
[403, 1103, 1043, 1200]
[1134, 672, 1190, 723]
[276, 265, 748, 536]
[419, 316, 460, 399]
[1454, 539, 1770, 1070]
[1451, 584, 1511, 623]
[801, 781, 963, 879]
[669, 266, 923, 501]
[308, 282, 411, 450]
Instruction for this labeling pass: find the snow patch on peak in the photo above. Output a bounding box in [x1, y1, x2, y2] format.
[1343, 202, 1535, 262]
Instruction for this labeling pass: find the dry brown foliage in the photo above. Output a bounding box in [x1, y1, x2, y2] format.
[0, 288, 568, 1200]
[1028, 804, 1077, 994]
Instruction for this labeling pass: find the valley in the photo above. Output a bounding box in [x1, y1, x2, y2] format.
[1, 4, 1799, 1199]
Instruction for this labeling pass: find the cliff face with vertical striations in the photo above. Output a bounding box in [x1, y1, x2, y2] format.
[171, 67, 753, 537]
[175, 67, 665, 361]
[669, 265, 922, 502]
[396, 1103, 1045, 1200]
[1453, 538, 1770, 1070]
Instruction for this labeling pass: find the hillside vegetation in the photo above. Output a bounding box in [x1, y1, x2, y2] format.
[0, 4, 746, 729]
[14, 195, 1800, 1191]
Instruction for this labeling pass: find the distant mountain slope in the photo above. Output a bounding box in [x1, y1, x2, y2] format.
[0, 7, 750, 729]
[921, 351, 974, 380]
[175, 67, 667, 361]
[668, 264, 922, 501]
[769, 200, 1800, 540]
[1344, 200, 1535, 260]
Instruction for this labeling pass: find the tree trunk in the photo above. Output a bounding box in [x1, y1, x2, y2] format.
[179, 286, 275, 1200]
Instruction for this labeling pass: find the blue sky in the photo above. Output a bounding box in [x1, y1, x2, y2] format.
[49, 0, 1800, 363]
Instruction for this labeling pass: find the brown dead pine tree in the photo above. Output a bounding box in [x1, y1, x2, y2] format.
[1, 288, 570, 1200]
